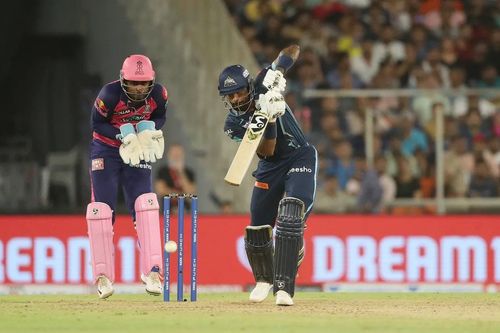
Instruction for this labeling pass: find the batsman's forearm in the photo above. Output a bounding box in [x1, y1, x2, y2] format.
[282, 44, 300, 61]
[257, 138, 276, 157]
[273, 44, 300, 74]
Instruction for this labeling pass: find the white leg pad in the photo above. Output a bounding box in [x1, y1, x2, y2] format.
[86, 202, 114, 283]
[134, 193, 163, 276]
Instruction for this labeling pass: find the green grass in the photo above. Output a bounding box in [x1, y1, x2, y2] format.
[1, 293, 499, 333]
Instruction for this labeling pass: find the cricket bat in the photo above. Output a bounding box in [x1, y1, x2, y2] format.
[224, 110, 270, 186]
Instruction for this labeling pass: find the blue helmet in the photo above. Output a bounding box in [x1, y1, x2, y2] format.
[218, 65, 254, 115]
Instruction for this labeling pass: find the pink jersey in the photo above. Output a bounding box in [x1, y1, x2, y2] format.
[91, 80, 168, 147]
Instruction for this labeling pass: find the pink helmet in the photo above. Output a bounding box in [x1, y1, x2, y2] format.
[120, 54, 155, 101]
[120, 54, 155, 81]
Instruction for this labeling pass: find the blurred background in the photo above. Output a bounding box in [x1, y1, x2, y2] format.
[1, 0, 499, 215]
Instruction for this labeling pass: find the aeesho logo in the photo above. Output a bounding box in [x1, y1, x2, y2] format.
[287, 166, 313, 175]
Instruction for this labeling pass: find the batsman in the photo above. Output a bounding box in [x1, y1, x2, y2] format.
[86, 55, 167, 299]
[218, 45, 318, 306]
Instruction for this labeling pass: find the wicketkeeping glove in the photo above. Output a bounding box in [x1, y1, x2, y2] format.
[258, 90, 286, 122]
[136, 120, 165, 163]
[262, 69, 286, 93]
[116, 123, 144, 165]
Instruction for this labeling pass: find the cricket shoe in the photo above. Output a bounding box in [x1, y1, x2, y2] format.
[141, 266, 162, 296]
[275, 290, 293, 306]
[96, 275, 114, 299]
[249, 282, 272, 303]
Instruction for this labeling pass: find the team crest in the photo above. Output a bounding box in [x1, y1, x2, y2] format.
[224, 76, 237, 88]
[135, 61, 144, 75]
[91, 158, 104, 171]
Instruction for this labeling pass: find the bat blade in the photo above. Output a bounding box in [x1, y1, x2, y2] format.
[224, 111, 270, 186]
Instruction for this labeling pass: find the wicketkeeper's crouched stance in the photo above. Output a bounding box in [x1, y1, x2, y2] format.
[86, 55, 168, 299]
[218, 45, 317, 306]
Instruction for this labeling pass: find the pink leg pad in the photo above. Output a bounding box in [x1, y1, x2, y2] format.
[86, 202, 114, 282]
[134, 193, 163, 275]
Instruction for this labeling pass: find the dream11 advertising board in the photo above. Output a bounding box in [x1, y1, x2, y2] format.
[0, 215, 499, 292]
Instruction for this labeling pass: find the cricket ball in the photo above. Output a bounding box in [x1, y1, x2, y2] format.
[164, 240, 178, 253]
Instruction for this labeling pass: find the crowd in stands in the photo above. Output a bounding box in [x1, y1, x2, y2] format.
[224, 0, 500, 214]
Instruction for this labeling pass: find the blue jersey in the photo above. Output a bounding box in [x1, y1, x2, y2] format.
[91, 81, 168, 147]
[224, 67, 308, 162]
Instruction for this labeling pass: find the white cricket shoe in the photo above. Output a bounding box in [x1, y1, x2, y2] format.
[276, 290, 293, 306]
[249, 282, 272, 303]
[96, 275, 114, 299]
[141, 271, 162, 296]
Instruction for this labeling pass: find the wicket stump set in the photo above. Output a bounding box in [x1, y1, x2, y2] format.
[163, 193, 198, 302]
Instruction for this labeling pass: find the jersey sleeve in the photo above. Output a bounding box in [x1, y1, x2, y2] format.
[149, 84, 168, 130]
[91, 84, 120, 139]
[224, 115, 247, 142]
[253, 66, 272, 96]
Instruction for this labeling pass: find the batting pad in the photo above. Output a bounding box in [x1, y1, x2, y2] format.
[273, 197, 305, 297]
[86, 202, 115, 283]
[245, 225, 274, 284]
[134, 193, 163, 276]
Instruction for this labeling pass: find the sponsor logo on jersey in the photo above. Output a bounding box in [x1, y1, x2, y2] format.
[123, 115, 145, 122]
[95, 98, 108, 115]
[91, 158, 104, 171]
[130, 163, 152, 170]
[287, 166, 313, 175]
[116, 109, 131, 115]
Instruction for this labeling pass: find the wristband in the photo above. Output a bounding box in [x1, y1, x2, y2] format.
[136, 120, 155, 132]
[264, 122, 277, 139]
[116, 123, 135, 141]
[272, 54, 294, 73]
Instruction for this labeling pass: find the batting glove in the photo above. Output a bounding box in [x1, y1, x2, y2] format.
[262, 69, 286, 93]
[258, 90, 286, 122]
[136, 120, 165, 163]
[117, 123, 144, 165]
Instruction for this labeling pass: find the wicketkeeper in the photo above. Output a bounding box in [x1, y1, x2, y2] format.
[86, 54, 167, 299]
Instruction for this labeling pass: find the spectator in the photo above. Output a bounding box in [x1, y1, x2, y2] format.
[326, 52, 363, 89]
[468, 158, 498, 197]
[373, 24, 406, 63]
[477, 64, 500, 88]
[384, 132, 419, 177]
[314, 174, 355, 214]
[155, 144, 196, 209]
[327, 139, 356, 191]
[350, 38, 380, 85]
[395, 155, 421, 199]
[356, 156, 384, 214]
[374, 154, 396, 212]
[412, 74, 450, 129]
[399, 112, 430, 156]
[444, 136, 473, 197]
[421, 46, 451, 88]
